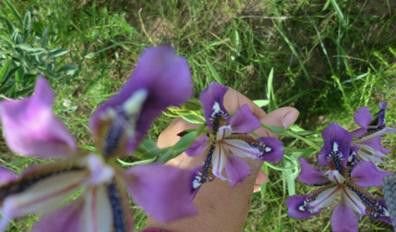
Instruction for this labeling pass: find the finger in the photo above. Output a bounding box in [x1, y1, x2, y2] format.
[255, 107, 300, 138]
[253, 170, 269, 192]
[223, 87, 266, 118]
[157, 118, 196, 148]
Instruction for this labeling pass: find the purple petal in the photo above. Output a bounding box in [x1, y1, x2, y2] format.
[363, 137, 390, 154]
[318, 123, 352, 166]
[31, 200, 83, 232]
[331, 203, 358, 232]
[354, 107, 372, 129]
[124, 164, 197, 222]
[0, 167, 16, 185]
[0, 77, 76, 158]
[0, 169, 86, 230]
[90, 46, 193, 155]
[229, 104, 260, 133]
[351, 128, 367, 138]
[351, 161, 390, 187]
[286, 195, 317, 219]
[224, 155, 250, 186]
[256, 137, 284, 163]
[298, 158, 328, 186]
[186, 135, 208, 157]
[199, 82, 228, 126]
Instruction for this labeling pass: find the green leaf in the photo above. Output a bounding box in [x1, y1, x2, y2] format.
[0, 59, 12, 83]
[48, 48, 69, 58]
[15, 44, 45, 54]
[206, 59, 223, 83]
[253, 99, 269, 107]
[157, 130, 201, 163]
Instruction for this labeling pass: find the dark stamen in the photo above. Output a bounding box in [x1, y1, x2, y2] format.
[192, 144, 216, 190]
[107, 182, 126, 232]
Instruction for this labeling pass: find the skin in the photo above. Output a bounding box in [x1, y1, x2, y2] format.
[146, 88, 299, 232]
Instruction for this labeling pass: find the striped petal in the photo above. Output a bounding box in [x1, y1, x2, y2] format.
[0, 168, 86, 231]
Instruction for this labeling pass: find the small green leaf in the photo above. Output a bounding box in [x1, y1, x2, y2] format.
[253, 99, 269, 107]
[48, 48, 69, 58]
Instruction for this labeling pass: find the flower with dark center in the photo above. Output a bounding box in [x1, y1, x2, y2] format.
[349, 102, 396, 165]
[0, 46, 197, 232]
[186, 82, 284, 188]
[287, 123, 391, 232]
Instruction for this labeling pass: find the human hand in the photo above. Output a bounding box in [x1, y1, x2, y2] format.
[146, 87, 299, 232]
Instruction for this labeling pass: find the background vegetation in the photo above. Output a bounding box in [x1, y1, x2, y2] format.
[0, 0, 395, 231]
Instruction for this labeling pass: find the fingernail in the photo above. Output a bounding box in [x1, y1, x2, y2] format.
[281, 108, 299, 128]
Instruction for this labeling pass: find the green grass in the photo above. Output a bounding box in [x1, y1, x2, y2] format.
[0, 0, 395, 231]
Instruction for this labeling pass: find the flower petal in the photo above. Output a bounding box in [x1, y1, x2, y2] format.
[331, 203, 358, 232]
[124, 164, 197, 222]
[354, 107, 372, 129]
[212, 145, 227, 180]
[0, 77, 76, 158]
[90, 46, 193, 155]
[0, 167, 16, 186]
[0, 169, 86, 230]
[256, 137, 284, 163]
[229, 104, 260, 133]
[199, 82, 228, 126]
[224, 137, 283, 163]
[298, 158, 328, 186]
[186, 135, 208, 157]
[351, 161, 390, 187]
[224, 155, 250, 186]
[363, 137, 390, 155]
[82, 186, 113, 232]
[31, 200, 84, 232]
[286, 195, 317, 219]
[318, 123, 352, 166]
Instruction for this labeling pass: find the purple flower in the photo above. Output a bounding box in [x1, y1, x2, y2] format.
[0, 46, 197, 231]
[350, 102, 396, 165]
[187, 82, 284, 188]
[287, 124, 391, 232]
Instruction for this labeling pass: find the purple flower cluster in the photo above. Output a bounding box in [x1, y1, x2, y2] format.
[0, 47, 198, 231]
[187, 83, 284, 188]
[287, 103, 395, 232]
[0, 46, 285, 232]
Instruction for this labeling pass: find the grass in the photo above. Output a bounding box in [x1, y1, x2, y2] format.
[0, 0, 395, 231]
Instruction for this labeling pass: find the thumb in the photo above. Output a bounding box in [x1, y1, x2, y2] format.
[255, 107, 299, 137]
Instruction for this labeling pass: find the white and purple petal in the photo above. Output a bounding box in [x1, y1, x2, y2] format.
[199, 82, 228, 126]
[229, 104, 260, 134]
[0, 169, 87, 231]
[351, 161, 390, 187]
[90, 46, 193, 155]
[331, 203, 358, 232]
[318, 123, 352, 166]
[223, 137, 283, 163]
[124, 164, 197, 222]
[0, 77, 76, 158]
[286, 195, 318, 219]
[297, 158, 328, 186]
[363, 137, 390, 155]
[255, 137, 284, 163]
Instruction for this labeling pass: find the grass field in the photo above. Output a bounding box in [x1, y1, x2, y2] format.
[0, 0, 395, 231]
